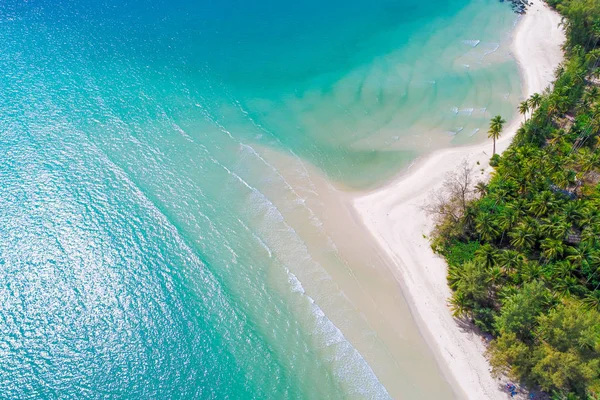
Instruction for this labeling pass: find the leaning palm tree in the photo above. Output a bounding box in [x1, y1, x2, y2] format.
[488, 115, 506, 156]
[529, 92, 542, 110]
[518, 100, 530, 122]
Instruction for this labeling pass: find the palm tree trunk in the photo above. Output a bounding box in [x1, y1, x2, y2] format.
[493, 138, 496, 156]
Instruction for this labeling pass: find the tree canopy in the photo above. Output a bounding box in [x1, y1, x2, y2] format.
[429, 0, 600, 397]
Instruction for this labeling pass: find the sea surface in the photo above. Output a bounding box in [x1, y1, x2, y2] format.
[0, 0, 520, 398]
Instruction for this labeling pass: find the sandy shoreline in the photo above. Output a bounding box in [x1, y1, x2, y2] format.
[352, 1, 565, 399]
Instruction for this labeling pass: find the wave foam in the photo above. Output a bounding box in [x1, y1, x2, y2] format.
[285, 270, 391, 399]
[462, 39, 481, 47]
[482, 43, 500, 59]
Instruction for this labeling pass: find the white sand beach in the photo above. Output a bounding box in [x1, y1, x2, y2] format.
[353, 1, 565, 399]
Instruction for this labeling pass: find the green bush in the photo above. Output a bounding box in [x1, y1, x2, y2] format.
[489, 153, 501, 167]
[443, 240, 480, 267]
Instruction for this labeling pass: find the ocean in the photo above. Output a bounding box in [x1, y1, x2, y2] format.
[0, 0, 519, 398]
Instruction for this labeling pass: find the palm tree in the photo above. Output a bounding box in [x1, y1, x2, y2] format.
[580, 208, 600, 231]
[498, 205, 520, 232]
[565, 245, 590, 269]
[563, 201, 584, 225]
[581, 225, 600, 247]
[528, 191, 556, 218]
[475, 243, 498, 268]
[582, 291, 600, 310]
[547, 95, 561, 118]
[581, 151, 600, 173]
[518, 100, 530, 122]
[449, 292, 471, 318]
[509, 223, 536, 251]
[552, 276, 581, 298]
[474, 181, 488, 197]
[540, 215, 569, 240]
[584, 48, 600, 70]
[475, 214, 499, 243]
[584, 251, 600, 285]
[529, 93, 542, 110]
[521, 261, 542, 281]
[489, 265, 503, 286]
[581, 86, 599, 108]
[540, 237, 565, 261]
[497, 250, 524, 274]
[488, 115, 506, 156]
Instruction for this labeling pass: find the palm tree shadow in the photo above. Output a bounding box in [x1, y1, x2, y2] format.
[453, 316, 494, 342]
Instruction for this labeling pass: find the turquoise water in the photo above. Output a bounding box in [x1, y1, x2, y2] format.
[0, 0, 519, 398]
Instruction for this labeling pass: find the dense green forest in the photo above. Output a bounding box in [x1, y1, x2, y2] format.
[430, 0, 600, 398]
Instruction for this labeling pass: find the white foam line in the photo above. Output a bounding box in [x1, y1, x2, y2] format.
[211, 150, 390, 397]
[228, 97, 322, 193]
[285, 270, 391, 399]
[237, 218, 273, 258]
[481, 43, 500, 60]
[461, 39, 481, 47]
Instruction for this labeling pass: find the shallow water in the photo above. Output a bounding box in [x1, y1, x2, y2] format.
[0, 0, 519, 398]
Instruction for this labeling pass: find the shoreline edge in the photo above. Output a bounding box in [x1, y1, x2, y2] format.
[351, 1, 565, 398]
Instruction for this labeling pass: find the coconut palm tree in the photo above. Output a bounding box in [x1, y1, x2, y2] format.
[488, 115, 506, 156]
[497, 250, 524, 274]
[551, 275, 581, 297]
[529, 92, 543, 110]
[541, 237, 565, 261]
[518, 100, 530, 122]
[584, 48, 600, 69]
[566, 245, 590, 269]
[581, 86, 599, 108]
[580, 207, 600, 230]
[450, 260, 490, 307]
[584, 251, 600, 285]
[509, 223, 536, 251]
[474, 181, 488, 197]
[475, 214, 500, 243]
[529, 191, 556, 218]
[547, 95, 561, 118]
[540, 215, 570, 240]
[449, 292, 471, 318]
[475, 243, 498, 268]
[581, 225, 600, 247]
[498, 205, 520, 232]
[563, 201, 585, 225]
[521, 261, 542, 281]
[583, 291, 600, 310]
[581, 151, 600, 173]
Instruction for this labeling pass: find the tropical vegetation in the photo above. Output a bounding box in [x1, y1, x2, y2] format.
[429, 0, 600, 398]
